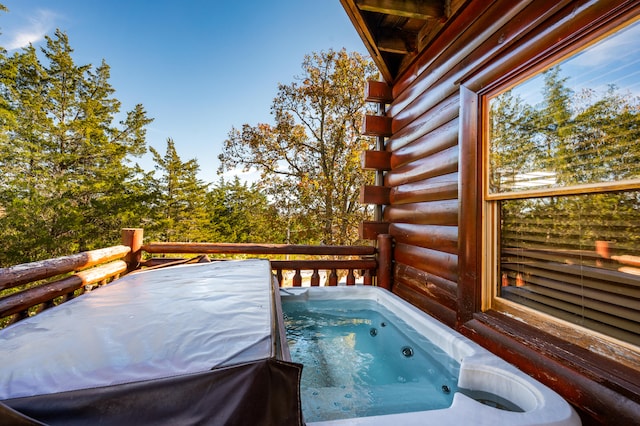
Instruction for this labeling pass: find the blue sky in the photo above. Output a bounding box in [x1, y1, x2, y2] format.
[0, 0, 368, 184]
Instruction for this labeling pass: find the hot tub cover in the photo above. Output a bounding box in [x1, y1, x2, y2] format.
[0, 259, 302, 425]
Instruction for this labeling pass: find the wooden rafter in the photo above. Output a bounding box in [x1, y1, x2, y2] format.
[341, 0, 454, 82]
[377, 28, 414, 53]
[356, 0, 444, 20]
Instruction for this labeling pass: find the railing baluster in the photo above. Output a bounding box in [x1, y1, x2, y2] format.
[329, 269, 338, 286]
[347, 269, 355, 286]
[2, 229, 385, 325]
[293, 269, 302, 287]
[31, 303, 45, 316]
[363, 269, 372, 285]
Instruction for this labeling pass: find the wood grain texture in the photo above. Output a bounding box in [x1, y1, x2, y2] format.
[0, 246, 130, 291]
[390, 173, 458, 204]
[385, 145, 458, 186]
[390, 223, 458, 254]
[384, 199, 458, 225]
[394, 262, 457, 310]
[142, 242, 375, 256]
[393, 279, 457, 327]
[394, 242, 458, 282]
[0, 260, 127, 318]
[390, 118, 458, 168]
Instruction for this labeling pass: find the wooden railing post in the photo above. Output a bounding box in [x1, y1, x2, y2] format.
[122, 228, 143, 272]
[377, 234, 393, 290]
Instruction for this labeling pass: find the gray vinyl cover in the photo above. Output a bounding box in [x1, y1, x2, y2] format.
[0, 259, 303, 425]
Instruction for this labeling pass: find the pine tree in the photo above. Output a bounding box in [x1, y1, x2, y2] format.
[0, 30, 152, 265]
[148, 138, 209, 242]
[206, 177, 286, 244]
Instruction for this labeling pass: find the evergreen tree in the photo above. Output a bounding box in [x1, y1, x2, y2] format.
[489, 89, 537, 191]
[148, 138, 209, 242]
[0, 30, 152, 266]
[206, 177, 286, 244]
[492, 66, 640, 254]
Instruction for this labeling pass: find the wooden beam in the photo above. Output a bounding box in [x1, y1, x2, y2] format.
[356, 0, 444, 20]
[365, 80, 393, 103]
[362, 114, 392, 137]
[378, 31, 411, 54]
[360, 221, 390, 240]
[360, 185, 391, 205]
[340, 0, 395, 83]
[0, 246, 131, 291]
[141, 242, 375, 256]
[0, 260, 127, 318]
[361, 150, 391, 170]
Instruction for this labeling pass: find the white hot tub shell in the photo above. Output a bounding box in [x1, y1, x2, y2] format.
[280, 286, 581, 426]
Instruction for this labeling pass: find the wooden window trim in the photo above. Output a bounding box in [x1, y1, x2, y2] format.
[484, 179, 640, 201]
[457, 0, 640, 411]
[480, 13, 640, 362]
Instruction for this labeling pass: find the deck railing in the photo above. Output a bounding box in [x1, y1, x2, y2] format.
[0, 228, 393, 327]
[0, 245, 131, 326]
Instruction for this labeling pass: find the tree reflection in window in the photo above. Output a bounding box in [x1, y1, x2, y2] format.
[489, 20, 640, 193]
[487, 19, 640, 347]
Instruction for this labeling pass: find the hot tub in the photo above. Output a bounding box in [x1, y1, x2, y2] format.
[0, 260, 302, 425]
[281, 286, 581, 426]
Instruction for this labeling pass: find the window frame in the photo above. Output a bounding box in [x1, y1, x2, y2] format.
[459, 4, 640, 369]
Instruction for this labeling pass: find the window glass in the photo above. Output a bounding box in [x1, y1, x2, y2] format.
[487, 19, 640, 348]
[488, 20, 640, 194]
[499, 192, 640, 346]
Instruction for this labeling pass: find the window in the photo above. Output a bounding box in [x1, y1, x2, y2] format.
[485, 19, 640, 348]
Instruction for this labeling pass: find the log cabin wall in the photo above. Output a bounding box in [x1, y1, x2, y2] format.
[364, 0, 640, 424]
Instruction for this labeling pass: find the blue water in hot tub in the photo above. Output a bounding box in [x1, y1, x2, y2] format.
[282, 298, 460, 422]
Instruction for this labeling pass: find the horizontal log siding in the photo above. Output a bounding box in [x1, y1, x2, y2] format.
[382, 0, 640, 422]
[390, 223, 458, 254]
[393, 280, 457, 326]
[394, 243, 458, 283]
[390, 119, 458, 169]
[384, 71, 461, 329]
[384, 0, 560, 333]
[393, 261, 458, 321]
[385, 145, 458, 186]
[387, 94, 459, 151]
[395, 263, 458, 307]
[390, 173, 458, 205]
[384, 199, 458, 225]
